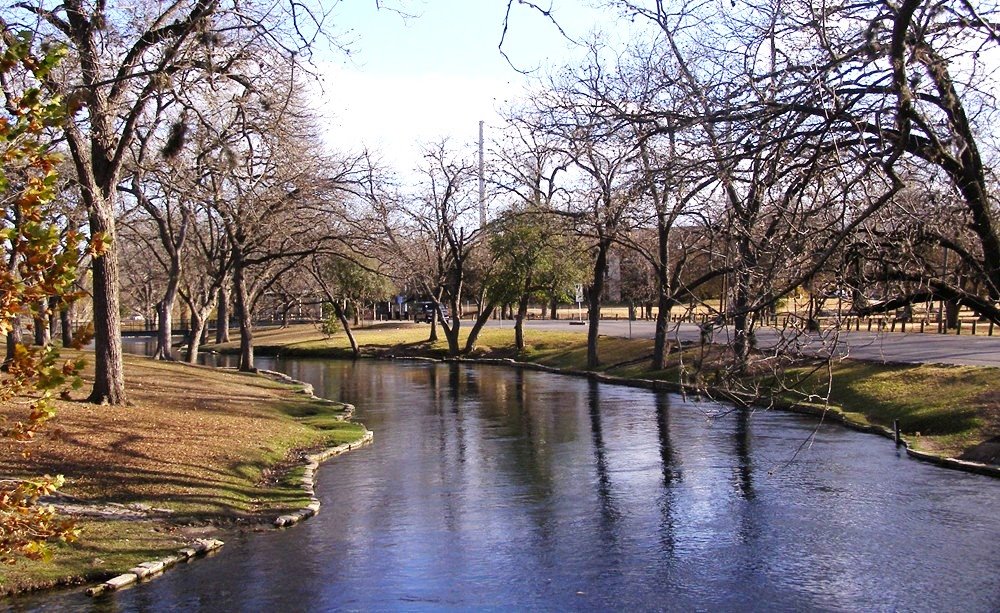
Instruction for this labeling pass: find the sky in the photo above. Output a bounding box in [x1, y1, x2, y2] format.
[309, 0, 612, 175]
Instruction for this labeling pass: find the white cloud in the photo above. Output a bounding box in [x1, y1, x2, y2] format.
[309, 63, 518, 174]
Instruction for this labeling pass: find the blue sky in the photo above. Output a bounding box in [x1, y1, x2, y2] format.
[312, 0, 608, 175]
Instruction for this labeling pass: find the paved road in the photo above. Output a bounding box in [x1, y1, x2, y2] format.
[485, 319, 1000, 367]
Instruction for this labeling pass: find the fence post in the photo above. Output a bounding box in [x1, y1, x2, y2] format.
[972, 320, 977, 335]
[956, 320, 962, 335]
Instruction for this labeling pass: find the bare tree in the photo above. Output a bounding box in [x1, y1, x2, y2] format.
[5, 0, 337, 403]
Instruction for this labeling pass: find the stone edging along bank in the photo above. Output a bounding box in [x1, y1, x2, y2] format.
[83, 369, 373, 597]
[256, 369, 374, 527]
[405, 355, 1000, 479]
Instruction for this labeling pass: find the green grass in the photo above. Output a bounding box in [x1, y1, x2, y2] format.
[0, 354, 371, 596]
[0, 521, 189, 596]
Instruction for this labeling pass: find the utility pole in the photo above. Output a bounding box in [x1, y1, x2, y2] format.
[478, 120, 486, 227]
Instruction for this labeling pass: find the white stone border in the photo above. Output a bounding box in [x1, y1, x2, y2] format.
[83, 369, 374, 596]
[85, 538, 224, 597]
[274, 429, 375, 528]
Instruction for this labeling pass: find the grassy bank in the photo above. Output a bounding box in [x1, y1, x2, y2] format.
[0, 353, 366, 595]
[213, 323, 998, 466]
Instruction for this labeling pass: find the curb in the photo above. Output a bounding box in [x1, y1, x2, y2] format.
[273, 429, 375, 528]
[85, 538, 224, 597]
[83, 368, 373, 597]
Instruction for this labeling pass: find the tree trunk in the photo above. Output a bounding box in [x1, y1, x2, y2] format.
[153, 273, 180, 360]
[945, 299, 960, 329]
[48, 296, 58, 341]
[587, 242, 610, 369]
[428, 312, 438, 342]
[186, 308, 207, 363]
[216, 284, 230, 343]
[652, 294, 676, 371]
[234, 264, 255, 372]
[60, 304, 73, 347]
[732, 269, 753, 371]
[514, 275, 531, 352]
[33, 312, 50, 347]
[462, 301, 497, 354]
[334, 301, 360, 358]
[549, 295, 559, 319]
[441, 298, 461, 356]
[3, 322, 21, 371]
[87, 228, 127, 404]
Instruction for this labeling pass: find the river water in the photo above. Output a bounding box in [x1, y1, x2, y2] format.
[8, 353, 1000, 611]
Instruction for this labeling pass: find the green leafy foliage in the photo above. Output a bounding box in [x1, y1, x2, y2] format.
[0, 31, 84, 565]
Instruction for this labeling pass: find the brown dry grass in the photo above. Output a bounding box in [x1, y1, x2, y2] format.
[0, 351, 366, 595]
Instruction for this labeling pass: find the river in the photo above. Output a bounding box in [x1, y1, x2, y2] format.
[8, 353, 1000, 611]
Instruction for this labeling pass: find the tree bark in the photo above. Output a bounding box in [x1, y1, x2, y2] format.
[440, 297, 461, 356]
[3, 323, 21, 371]
[549, 295, 559, 319]
[33, 312, 50, 347]
[87, 227, 127, 404]
[334, 301, 360, 358]
[234, 264, 255, 372]
[462, 301, 497, 354]
[216, 284, 230, 343]
[60, 304, 73, 347]
[652, 294, 675, 371]
[515, 288, 530, 352]
[587, 241, 610, 369]
[152, 274, 179, 361]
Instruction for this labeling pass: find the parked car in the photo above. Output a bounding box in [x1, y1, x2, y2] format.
[413, 302, 448, 323]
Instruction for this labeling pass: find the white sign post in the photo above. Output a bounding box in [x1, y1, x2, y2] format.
[575, 283, 584, 321]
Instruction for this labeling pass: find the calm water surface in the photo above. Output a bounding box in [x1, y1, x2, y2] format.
[8, 352, 1000, 612]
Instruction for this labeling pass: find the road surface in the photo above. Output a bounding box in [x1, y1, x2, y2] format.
[485, 319, 1000, 367]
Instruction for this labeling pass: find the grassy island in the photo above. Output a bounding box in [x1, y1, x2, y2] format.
[0, 353, 366, 596]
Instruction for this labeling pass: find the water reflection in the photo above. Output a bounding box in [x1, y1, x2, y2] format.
[16, 357, 1000, 612]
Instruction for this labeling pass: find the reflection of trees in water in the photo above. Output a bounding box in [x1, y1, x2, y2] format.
[655, 392, 680, 554]
[587, 380, 621, 532]
[732, 408, 761, 564]
[734, 409, 755, 501]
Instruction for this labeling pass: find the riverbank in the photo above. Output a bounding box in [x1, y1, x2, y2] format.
[0, 352, 369, 596]
[211, 323, 999, 469]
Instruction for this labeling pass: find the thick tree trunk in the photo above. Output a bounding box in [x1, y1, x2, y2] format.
[549, 295, 559, 320]
[153, 274, 179, 360]
[463, 301, 497, 354]
[216, 284, 230, 343]
[945, 299, 960, 329]
[33, 313, 50, 347]
[60, 304, 73, 347]
[234, 264, 255, 372]
[186, 309, 207, 363]
[441, 298, 461, 356]
[732, 269, 753, 371]
[587, 242, 610, 369]
[88, 227, 127, 404]
[652, 294, 675, 371]
[3, 323, 21, 371]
